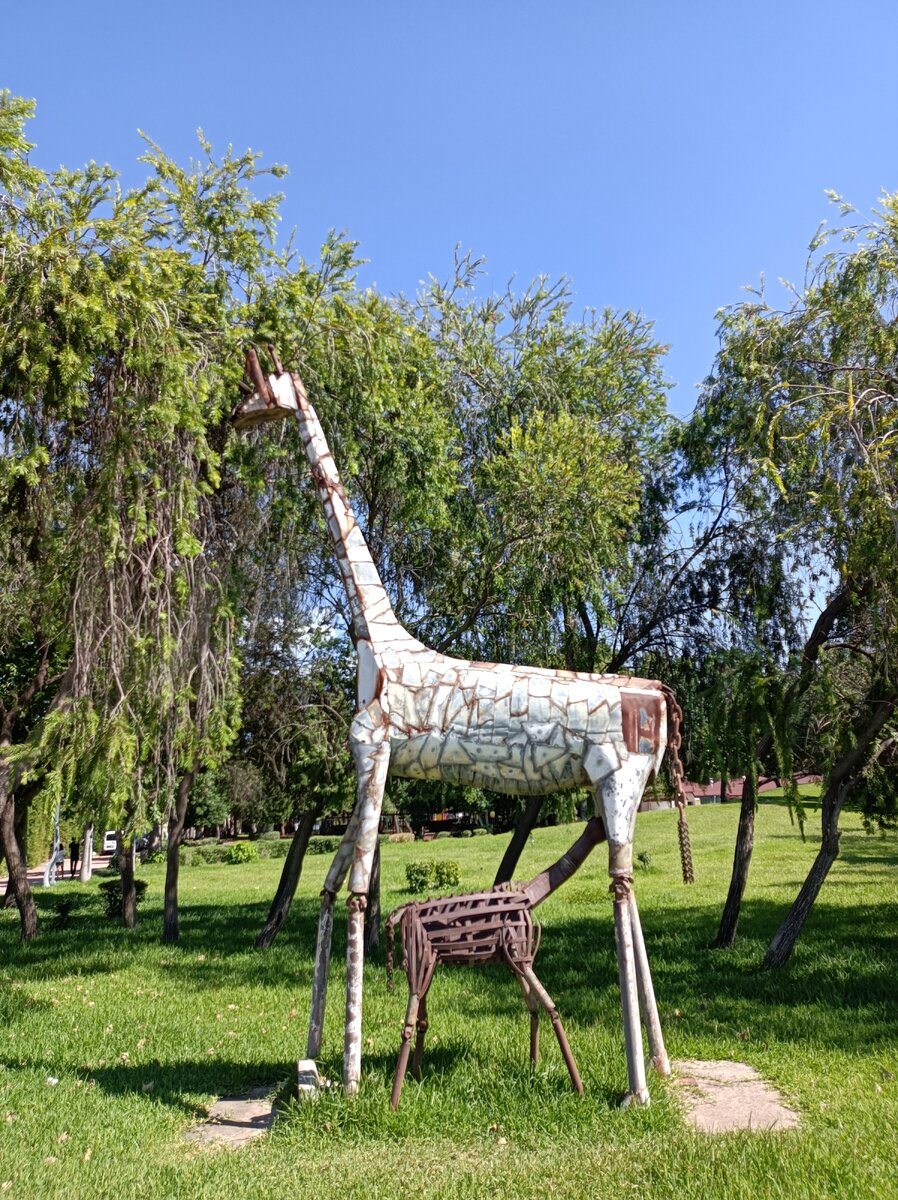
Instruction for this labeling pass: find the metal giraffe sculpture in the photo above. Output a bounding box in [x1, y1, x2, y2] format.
[233, 348, 693, 1106]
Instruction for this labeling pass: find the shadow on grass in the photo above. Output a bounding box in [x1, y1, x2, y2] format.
[0, 1052, 291, 1116]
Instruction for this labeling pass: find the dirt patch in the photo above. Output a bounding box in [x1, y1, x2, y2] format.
[673, 1059, 799, 1133]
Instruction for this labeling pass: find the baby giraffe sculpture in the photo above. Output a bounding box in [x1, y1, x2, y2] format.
[385, 817, 623, 1108]
[233, 348, 692, 1106]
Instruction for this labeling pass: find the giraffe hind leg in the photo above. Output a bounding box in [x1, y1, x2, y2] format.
[343, 704, 391, 1095]
[307, 808, 363, 1057]
[589, 752, 655, 1107]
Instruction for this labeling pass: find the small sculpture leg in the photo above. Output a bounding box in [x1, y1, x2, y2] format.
[411, 992, 429, 1079]
[390, 991, 420, 1110]
[513, 968, 541, 1064]
[628, 890, 670, 1076]
[518, 964, 583, 1094]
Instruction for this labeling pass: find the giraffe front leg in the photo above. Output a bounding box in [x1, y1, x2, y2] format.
[343, 705, 390, 1095]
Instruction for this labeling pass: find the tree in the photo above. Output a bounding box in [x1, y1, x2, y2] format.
[686, 191, 898, 955]
[0, 92, 289, 933]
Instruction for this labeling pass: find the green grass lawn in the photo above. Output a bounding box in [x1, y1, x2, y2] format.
[2, 801, 898, 1200]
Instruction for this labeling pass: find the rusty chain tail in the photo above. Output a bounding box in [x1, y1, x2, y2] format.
[661, 685, 695, 885]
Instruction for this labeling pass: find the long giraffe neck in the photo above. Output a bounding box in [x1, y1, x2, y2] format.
[289, 374, 406, 650]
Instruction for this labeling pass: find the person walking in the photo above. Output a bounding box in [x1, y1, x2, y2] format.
[69, 838, 79, 879]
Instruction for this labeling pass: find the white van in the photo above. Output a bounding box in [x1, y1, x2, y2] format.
[102, 830, 118, 853]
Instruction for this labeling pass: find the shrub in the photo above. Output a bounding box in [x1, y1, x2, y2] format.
[435, 831, 452, 839]
[142, 849, 166, 865]
[405, 861, 435, 892]
[405, 859, 461, 893]
[267, 839, 290, 858]
[388, 832, 414, 843]
[459, 829, 473, 838]
[472, 828, 489, 837]
[433, 861, 461, 889]
[308, 836, 340, 855]
[98, 878, 148, 919]
[179, 847, 196, 867]
[256, 829, 282, 841]
[223, 841, 258, 865]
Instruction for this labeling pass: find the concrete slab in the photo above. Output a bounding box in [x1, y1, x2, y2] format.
[185, 1087, 277, 1148]
[673, 1059, 799, 1133]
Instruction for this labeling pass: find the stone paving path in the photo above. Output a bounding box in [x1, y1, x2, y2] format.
[185, 1087, 278, 1149]
[673, 1059, 799, 1133]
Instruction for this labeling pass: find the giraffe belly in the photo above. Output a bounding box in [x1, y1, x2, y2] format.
[388, 728, 591, 796]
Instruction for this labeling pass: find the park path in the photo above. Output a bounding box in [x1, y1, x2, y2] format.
[0, 852, 115, 890]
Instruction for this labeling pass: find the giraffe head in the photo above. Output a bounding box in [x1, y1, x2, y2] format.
[232, 345, 300, 430]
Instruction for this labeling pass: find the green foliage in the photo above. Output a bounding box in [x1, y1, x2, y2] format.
[97, 876, 148, 919]
[405, 861, 434, 892]
[223, 841, 258, 865]
[307, 836, 340, 855]
[433, 860, 461, 889]
[405, 858, 461, 892]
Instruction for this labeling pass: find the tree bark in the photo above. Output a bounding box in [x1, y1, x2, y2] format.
[163, 768, 195, 944]
[255, 806, 320, 949]
[118, 835, 137, 928]
[0, 749, 38, 939]
[493, 794, 545, 886]
[364, 841, 380, 955]
[713, 754, 766, 949]
[79, 822, 94, 882]
[763, 822, 841, 968]
[3, 792, 29, 908]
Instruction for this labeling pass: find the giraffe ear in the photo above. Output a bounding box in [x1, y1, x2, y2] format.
[267, 344, 285, 375]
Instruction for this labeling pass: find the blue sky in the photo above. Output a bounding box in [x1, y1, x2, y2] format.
[4, 1, 898, 416]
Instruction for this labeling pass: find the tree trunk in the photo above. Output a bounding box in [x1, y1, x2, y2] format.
[763, 685, 897, 968]
[364, 841, 381, 955]
[0, 762, 38, 940]
[713, 766, 761, 949]
[763, 821, 841, 968]
[255, 807, 319, 949]
[714, 584, 858, 949]
[719, 767, 729, 804]
[79, 823, 94, 882]
[163, 768, 195, 944]
[118, 835, 137, 928]
[493, 794, 545, 886]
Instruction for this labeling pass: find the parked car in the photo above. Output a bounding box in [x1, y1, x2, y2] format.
[102, 830, 118, 853]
